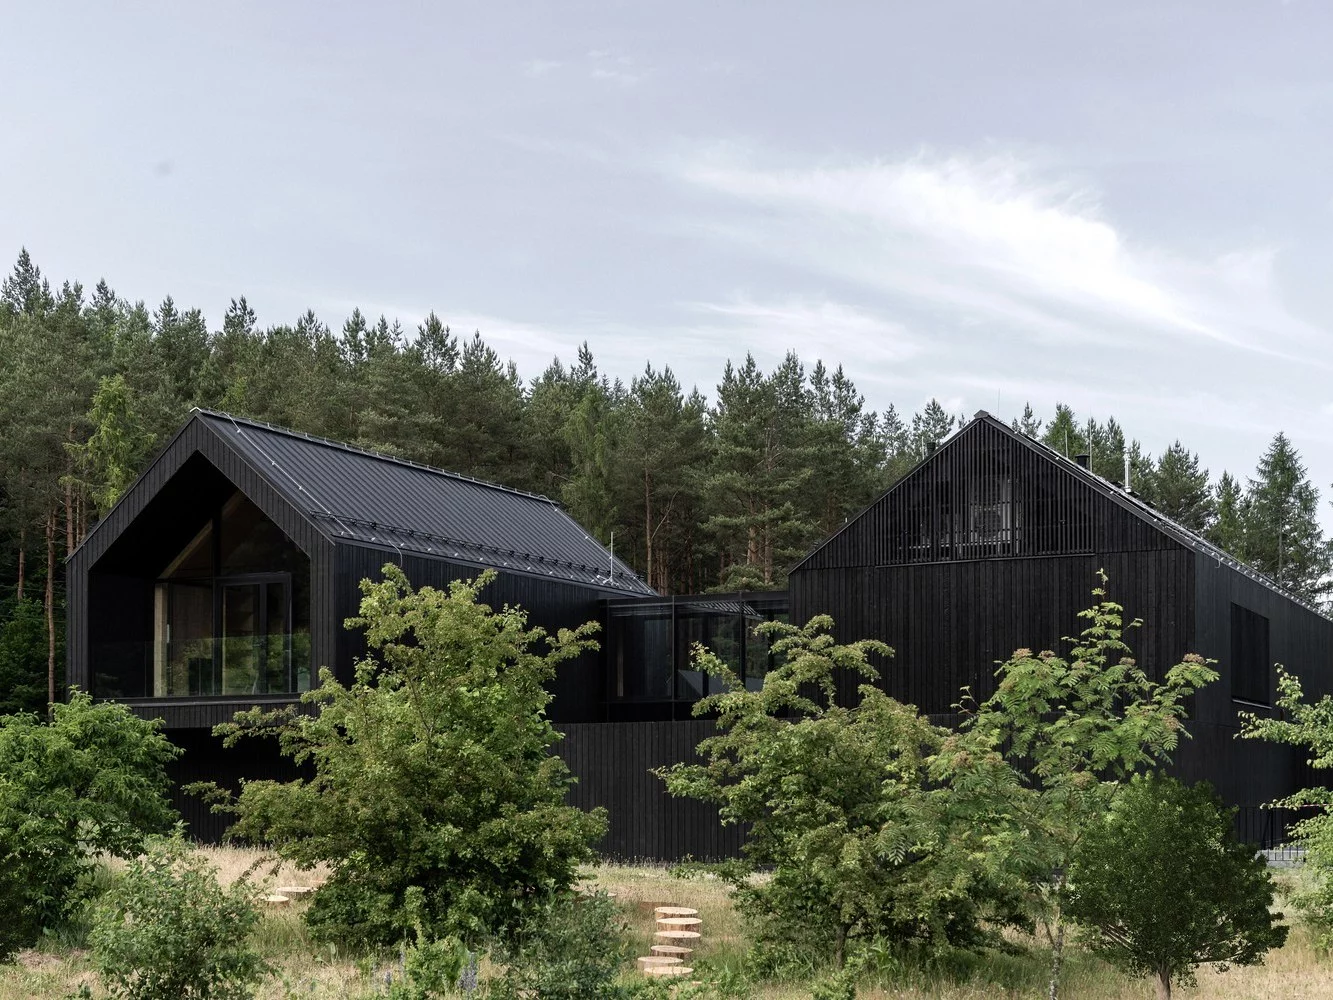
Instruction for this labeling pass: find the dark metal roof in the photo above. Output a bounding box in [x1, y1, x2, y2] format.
[793, 410, 1328, 620]
[192, 409, 654, 595]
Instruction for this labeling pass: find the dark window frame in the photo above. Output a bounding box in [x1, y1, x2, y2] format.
[1230, 603, 1271, 707]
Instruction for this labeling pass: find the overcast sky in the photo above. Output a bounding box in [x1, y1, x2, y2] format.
[3, 1, 1332, 505]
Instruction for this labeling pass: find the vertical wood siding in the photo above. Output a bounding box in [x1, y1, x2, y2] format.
[801, 418, 1176, 572]
[167, 720, 739, 860]
[333, 544, 614, 722]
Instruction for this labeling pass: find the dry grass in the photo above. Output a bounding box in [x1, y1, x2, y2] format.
[1, 849, 1330, 999]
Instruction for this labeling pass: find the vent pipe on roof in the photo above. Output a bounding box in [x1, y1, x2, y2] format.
[1074, 453, 1090, 469]
[1124, 454, 1132, 492]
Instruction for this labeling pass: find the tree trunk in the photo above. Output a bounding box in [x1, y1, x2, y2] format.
[64, 474, 74, 555]
[1156, 969, 1171, 1000]
[834, 922, 848, 970]
[46, 510, 56, 711]
[643, 469, 654, 592]
[1046, 919, 1065, 1000]
[16, 528, 24, 602]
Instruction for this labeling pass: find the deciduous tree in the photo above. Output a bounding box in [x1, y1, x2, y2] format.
[212, 567, 607, 949]
[1067, 772, 1286, 1000]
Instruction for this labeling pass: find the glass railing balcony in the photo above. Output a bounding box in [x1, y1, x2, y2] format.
[90, 634, 313, 700]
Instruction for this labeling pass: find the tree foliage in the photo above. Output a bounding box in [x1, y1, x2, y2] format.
[0, 248, 1327, 700]
[1240, 666, 1333, 949]
[1067, 773, 1286, 1000]
[935, 573, 1218, 1000]
[212, 567, 606, 948]
[660, 615, 1025, 972]
[0, 693, 180, 960]
[1241, 432, 1330, 602]
[90, 836, 270, 1000]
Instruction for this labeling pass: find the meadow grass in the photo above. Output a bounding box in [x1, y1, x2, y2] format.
[0, 849, 1328, 999]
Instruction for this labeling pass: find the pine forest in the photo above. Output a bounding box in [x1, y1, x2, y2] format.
[1, 248, 1329, 715]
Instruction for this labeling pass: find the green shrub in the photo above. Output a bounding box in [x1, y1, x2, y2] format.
[660, 616, 1025, 972]
[0, 692, 179, 961]
[486, 891, 628, 1000]
[1067, 772, 1287, 1000]
[90, 837, 270, 1000]
[213, 568, 606, 949]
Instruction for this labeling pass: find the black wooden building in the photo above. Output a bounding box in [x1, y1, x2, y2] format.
[65, 409, 759, 857]
[65, 408, 1332, 856]
[788, 411, 1333, 815]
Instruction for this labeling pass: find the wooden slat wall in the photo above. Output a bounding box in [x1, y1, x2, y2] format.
[166, 719, 741, 861]
[556, 720, 743, 862]
[802, 419, 1175, 572]
[791, 550, 1195, 713]
[1185, 551, 1333, 807]
[333, 544, 614, 722]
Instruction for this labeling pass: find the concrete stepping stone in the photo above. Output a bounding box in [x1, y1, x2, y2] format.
[653, 929, 702, 942]
[636, 956, 684, 972]
[644, 965, 694, 978]
[651, 944, 693, 958]
[263, 894, 291, 906]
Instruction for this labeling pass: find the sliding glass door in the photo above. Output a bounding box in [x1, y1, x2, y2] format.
[220, 575, 291, 695]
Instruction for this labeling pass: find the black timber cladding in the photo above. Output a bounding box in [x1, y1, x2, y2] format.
[193, 410, 651, 594]
[68, 409, 650, 725]
[789, 411, 1333, 811]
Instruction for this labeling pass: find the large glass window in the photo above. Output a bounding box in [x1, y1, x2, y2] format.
[607, 593, 788, 708]
[150, 491, 312, 697]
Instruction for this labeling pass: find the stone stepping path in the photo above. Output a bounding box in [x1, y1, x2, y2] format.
[644, 964, 694, 978]
[638, 904, 703, 977]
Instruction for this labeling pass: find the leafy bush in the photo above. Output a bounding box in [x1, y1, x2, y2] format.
[0, 692, 179, 960]
[90, 836, 270, 1000]
[485, 891, 628, 1000]
[212, 567, 607, 949]
[660, 615, 1023, 972]
[935, 573, 1217, 998]
[1067, 772, 1287, 1000]
[0, 597, 48, 716]
[1241, 666, 1333, 949]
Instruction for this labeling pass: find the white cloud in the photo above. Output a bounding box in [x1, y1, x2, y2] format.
[523, 59, 562, 77]
[587, 49, 646, 86]
[677, 147, 1329, 363]
[685, 295, 920, 372]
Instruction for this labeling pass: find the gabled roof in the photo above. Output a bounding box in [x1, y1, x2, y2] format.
[125, 409, 652, 595]
[794, 410, 1328, 619]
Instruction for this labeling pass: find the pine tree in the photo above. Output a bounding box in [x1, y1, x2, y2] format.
[1042, 403, 1085, 459]
[908, 399, 955, 461]
[1013, 402, 1042, 438]
[68, 375, 156, 516]
[1145, 442, 1213, 534]
[614, 366, 706, 592]
[807, 362, 884, 537]
[1208, 472, 1248, 558]
[880, 404, 913, 485]
[1126, 440, 1157, 498]
[1243, 433, 1330, 601]
[705, 354, 817, 589]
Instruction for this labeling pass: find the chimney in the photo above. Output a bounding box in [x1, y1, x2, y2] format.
[1124, 454, 1132, 492]
[1074, 453, 1090, 469]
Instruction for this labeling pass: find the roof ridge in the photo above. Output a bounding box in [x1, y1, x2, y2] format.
[191, 408, 559, 506]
